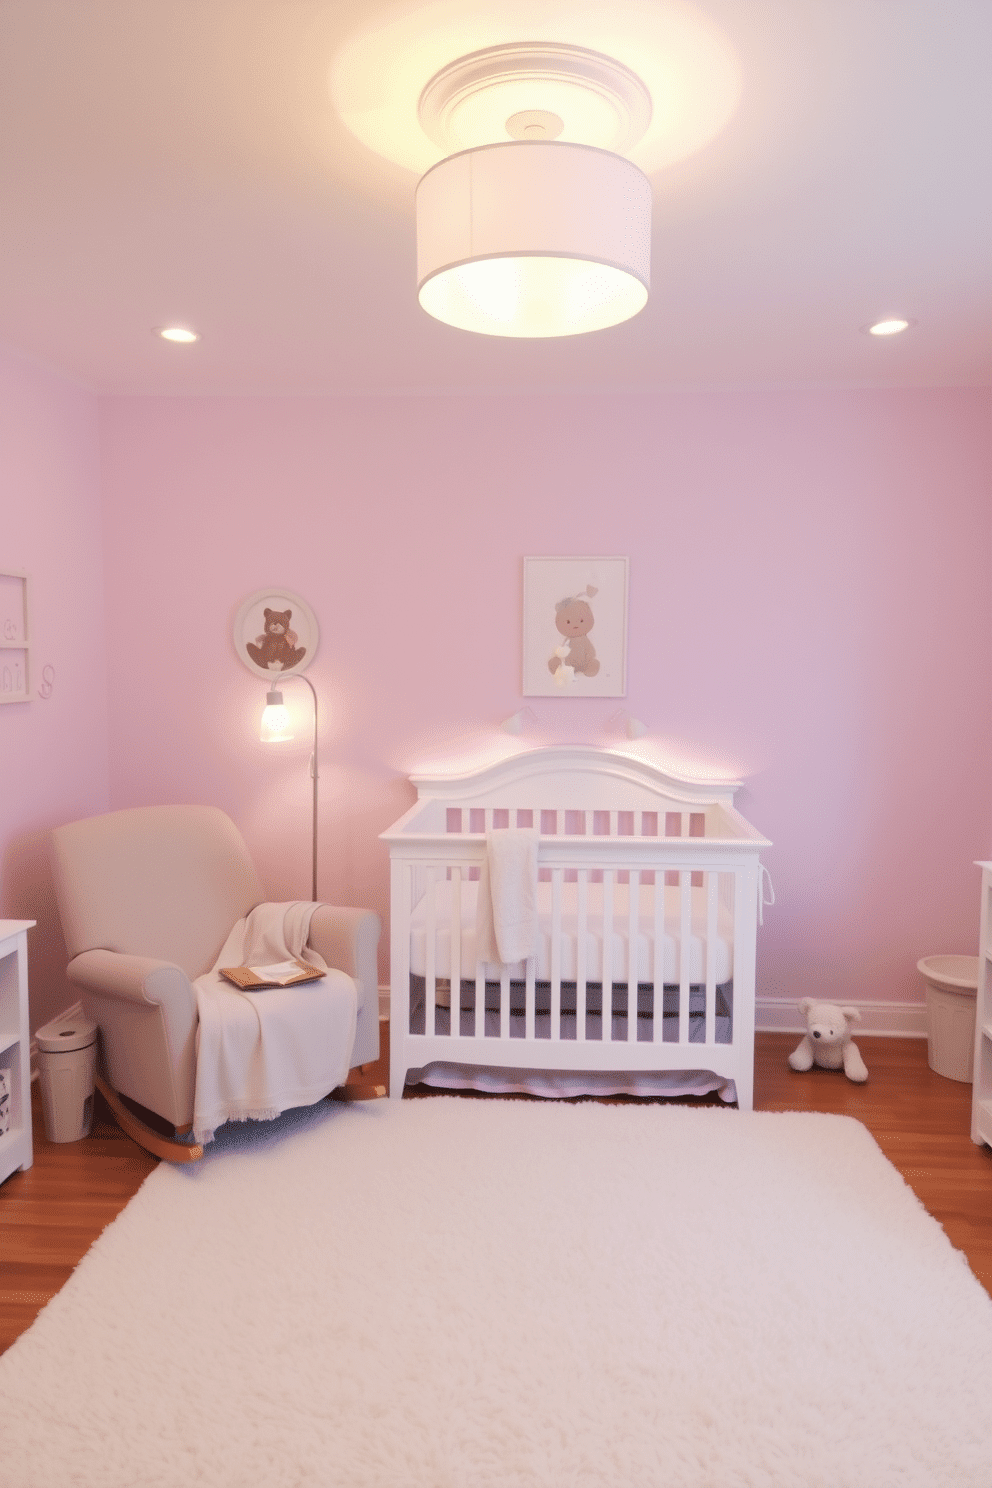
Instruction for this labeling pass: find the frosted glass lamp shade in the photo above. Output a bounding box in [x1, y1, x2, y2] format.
[260, 689, 293, 743]
[417, 141, 651, 337]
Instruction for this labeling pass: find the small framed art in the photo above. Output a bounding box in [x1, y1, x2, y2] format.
[233, 588, 319, 679]
[522, 556, 628, 698]
[0, 570, 30, 704]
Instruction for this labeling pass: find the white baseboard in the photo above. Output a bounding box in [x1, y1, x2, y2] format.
[381, 986, 927, 1040]
[756, 999, 927, 1038]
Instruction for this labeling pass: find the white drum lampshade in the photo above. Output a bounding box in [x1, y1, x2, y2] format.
[417, 141, 651, 338]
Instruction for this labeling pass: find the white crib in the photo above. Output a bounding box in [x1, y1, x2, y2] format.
[382, 746, 771, 1109]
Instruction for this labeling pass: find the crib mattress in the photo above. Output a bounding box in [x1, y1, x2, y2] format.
[409, 879, 734, 986]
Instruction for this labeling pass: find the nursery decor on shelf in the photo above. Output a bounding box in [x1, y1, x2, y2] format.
[234, 589, 321, 901]
[3, 1098, 992, 1487]
[788, 999, 869, 1083]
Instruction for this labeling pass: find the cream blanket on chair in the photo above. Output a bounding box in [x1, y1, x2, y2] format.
[192, 901, 357, 1145]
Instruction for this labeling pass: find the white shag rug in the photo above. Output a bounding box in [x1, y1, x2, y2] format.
[3, 1098, 992, 1488]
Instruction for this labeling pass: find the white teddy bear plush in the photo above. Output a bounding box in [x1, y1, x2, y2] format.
[788, 998, 868, 1083]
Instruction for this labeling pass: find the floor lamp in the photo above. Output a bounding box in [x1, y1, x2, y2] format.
[259, 674, 320, 902]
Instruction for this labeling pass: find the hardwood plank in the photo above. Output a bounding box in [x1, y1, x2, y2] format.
[0, 1087, 157, 1353]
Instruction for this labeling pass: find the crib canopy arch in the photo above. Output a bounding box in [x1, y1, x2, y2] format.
[408, 745, 741, 808]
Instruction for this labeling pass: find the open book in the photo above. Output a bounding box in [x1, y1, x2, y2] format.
[219, 959, 324, 990]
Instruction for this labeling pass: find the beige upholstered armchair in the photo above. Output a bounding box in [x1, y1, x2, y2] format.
[50, 804, 381, 1162]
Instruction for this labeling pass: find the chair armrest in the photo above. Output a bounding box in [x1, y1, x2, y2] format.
[65, 949, 199, 1128]
[307, 906, 380, 995]
[67, 948, 197, 1014]
[308, 907, 381, 1066]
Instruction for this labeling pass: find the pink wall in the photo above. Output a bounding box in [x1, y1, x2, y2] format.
[0, 345, 109, 1031]
[98, 387, 992, 1008]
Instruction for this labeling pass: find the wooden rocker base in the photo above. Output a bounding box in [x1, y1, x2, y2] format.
[98, 1074, 385, 1161]
[329, 1080, 386, 1102]
[96, 1076, 204, 1164]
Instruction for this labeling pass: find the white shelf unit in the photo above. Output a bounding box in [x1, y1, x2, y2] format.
[971, 865, 992, 1147]
[0, 919, 35, 1184]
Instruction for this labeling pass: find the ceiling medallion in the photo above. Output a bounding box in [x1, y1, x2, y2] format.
[417, 41, 652, 154]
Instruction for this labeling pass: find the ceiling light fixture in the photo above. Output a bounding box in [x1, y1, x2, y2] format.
[156, 326, 200, 343]
[415, 43, 652, 338]
[866, 318, 912, 337]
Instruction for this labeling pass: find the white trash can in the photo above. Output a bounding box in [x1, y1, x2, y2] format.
[917, 955, 979, 1083]
[36, 1014, 98, 1142]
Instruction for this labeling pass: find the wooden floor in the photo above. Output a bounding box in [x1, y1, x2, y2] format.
[2, 1029, 991, 1355]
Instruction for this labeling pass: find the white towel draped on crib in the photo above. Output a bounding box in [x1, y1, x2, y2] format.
[192, 900, 357, 1145]
[475, 829, 539, 966]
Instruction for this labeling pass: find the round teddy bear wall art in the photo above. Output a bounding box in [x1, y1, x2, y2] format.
[522, 557, 628, 697]
[234, 588, 319, 680]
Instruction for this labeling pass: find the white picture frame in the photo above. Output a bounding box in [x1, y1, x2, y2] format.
[522, 557, 628, 698]
[0, 570, 30, 704]
[233, 588, 319, 680]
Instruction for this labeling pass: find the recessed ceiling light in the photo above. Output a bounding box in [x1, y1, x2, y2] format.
[155, 326, 200, 343]
[865, 318, 913, 337]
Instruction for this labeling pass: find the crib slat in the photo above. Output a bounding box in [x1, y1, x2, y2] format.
[652, 871, 664, 1044]
[449, 867, 462, 1040]
[500, 965, 511, 1041]
[679, 869, 691, 1047]
[705, 870, 719, 1046]
[576, 869, 588, 1043]
[474, 953, 485, 1043]
[425, 867, 439, 1036]
[627, 869, 639, 1041]
[550, 868, 563, 1040]
[602, 869, 615, 1042]
[525, 951, 536, 1043]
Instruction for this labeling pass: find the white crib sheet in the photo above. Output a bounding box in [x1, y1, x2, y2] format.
[409, 879, 734, 986]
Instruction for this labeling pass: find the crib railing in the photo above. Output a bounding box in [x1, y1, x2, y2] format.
[390, 842, 759, 1109]
[444, 805, 712, 840]
[415, 861, 732, 1047]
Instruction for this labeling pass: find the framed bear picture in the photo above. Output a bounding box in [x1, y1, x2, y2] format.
[522, 557, 628, 698]
[233, 588, 319, 680]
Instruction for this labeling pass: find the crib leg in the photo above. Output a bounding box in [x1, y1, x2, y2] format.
[735, 1065, 754, 1112]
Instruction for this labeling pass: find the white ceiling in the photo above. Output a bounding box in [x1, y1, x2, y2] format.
[0, 0, 988, 395]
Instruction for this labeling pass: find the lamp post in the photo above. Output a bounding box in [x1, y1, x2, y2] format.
[259, 673, 319, 903]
